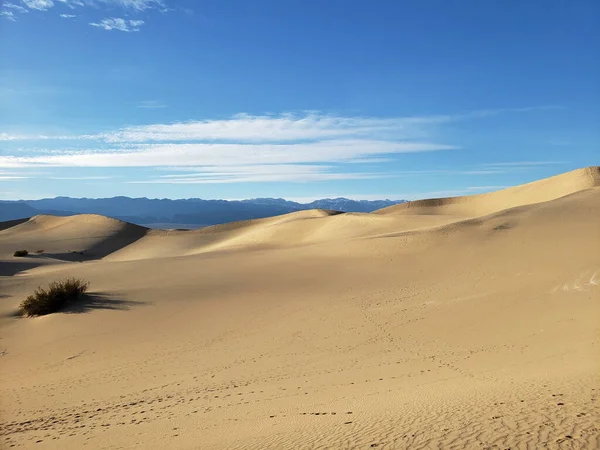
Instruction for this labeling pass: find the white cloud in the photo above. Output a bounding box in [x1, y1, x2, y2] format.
[0, 140, 454, 168]
[102, 0, 164, 11]
[131, 172, 381, 185]
[78, 108, 557, 144]
[140, 164, 383, 184]
[4, 2, 29, 12]
[0, 109, 562, 185]
[0, 132, 25, 140]
[88, 113, 443, 143]
[2, 0, 175, 28]
[22, 0, 54, 10]
[0, 9, 15, 20]
[90, 17, 144, 31]
[48, 175, 114, 180]
[0, 111, 454, 142]
[56, 0, 84, 7]
[31, 0, 166, 9]
[0, 108, 558, 143]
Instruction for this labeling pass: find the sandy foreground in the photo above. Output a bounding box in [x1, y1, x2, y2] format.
[0, 167, 599, 449]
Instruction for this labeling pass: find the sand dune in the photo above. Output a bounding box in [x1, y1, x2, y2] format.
[0, 214, 147, 262]
[376, 165, 600, 217]
[0, 167, 599, 449]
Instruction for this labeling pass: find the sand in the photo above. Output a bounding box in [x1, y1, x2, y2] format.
[0, 166, 599, 449]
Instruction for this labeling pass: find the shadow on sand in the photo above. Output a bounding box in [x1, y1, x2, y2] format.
[32, 252, 93, 263]
[1, 292, 147, 318]
[61, 292, 147, 314]
[0, 217, 29, 231]
[0, 259, 49, 276]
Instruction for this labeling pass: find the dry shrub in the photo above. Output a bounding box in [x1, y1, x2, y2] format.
[20, 278, 90, 317]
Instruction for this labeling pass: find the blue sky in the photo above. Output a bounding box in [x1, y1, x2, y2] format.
[0, 0, 598, 201]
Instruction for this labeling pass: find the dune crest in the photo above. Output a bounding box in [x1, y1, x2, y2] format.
[0, 214, 148, 262]
[375, 166, 600, 217]
[1, 168, 599, 262]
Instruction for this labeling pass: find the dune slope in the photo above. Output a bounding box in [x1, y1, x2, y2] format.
[0, 168, 599, 449]
[0, 214, 147, 261]
[376, 165, 600, 217]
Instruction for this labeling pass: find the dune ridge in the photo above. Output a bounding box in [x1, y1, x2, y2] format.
[1, 167, 597, 262]
[0, 214, 148, 265]
[375, 165, 600, 216]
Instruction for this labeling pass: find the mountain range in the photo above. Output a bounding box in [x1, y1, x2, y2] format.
[0, 196, 405, 228]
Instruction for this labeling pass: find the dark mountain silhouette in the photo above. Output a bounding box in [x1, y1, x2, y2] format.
[0, 202, 38, 222]
[0, 196, 405, 228]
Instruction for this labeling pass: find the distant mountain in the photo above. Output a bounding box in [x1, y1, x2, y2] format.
[0, 196, 405, 228]
[0, 202, 38, 222]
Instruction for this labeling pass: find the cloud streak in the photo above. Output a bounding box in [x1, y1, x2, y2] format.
[22, 0, 54, 10]
[73, 107, 557, 143]
[0, 108, 560, 185]
[90, 17, 144, 31]
[1, 0, 172, 24]
[132, 164, 385, 184]
[0, 140, 455, 168]
[0, 10, 16, 20]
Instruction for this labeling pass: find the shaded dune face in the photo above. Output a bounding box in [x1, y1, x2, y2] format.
[0, 167, 599, 449]
[0, 214, 148, 262]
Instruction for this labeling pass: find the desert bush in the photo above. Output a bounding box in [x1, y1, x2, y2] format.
[13, 250, 28, 257]
[19, 278, 90, 317]
[35, 249, 44, 253]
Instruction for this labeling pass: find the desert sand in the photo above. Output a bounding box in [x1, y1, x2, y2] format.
[1, 167, 599, 449]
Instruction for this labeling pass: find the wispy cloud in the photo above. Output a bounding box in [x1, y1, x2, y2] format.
[0, 175, 29, 180]
[90, 17, 144, 31]
[137, 100, 166, 109]
[1, 0, 174, 25]
[75, 107, 557, 144]
[0, 108, 562, 185]
[47, 175, 115, 180]
[22, 0, 54, 10]
[0, 9, 15, 20]
[145, 164, 384, 184]
[103, 0, 165, 11]
[130, 169, 381, 185]
[22, 0, 166, 10]
[89, 114, 420, 143]
[0, 140, 455, 168]
[4, 2, 29, 12]
[56, 0, 84, 7]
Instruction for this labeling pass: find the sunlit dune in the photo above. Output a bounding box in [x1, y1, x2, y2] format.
[1, 167, 599, 449]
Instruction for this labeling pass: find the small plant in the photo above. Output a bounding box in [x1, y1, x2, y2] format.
[35, 249, 44, 254]
[19, 278, 90, 317]
[13, 250, 28, 257]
